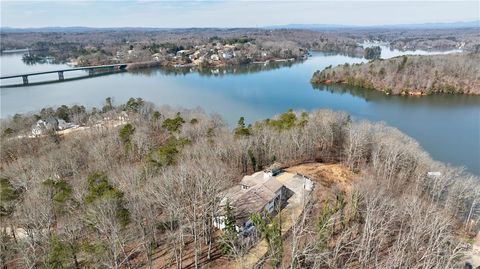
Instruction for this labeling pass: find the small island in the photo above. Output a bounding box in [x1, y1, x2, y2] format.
[311, 52, 480, 95]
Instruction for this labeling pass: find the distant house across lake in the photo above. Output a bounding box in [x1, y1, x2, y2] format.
[32, 117, 77, 136]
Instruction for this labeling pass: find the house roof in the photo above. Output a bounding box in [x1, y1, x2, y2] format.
[221, 174, 284, 226]
[262, 177, 284, 194]
[231, 190, 268, 225]
[240, 171, 269, 187]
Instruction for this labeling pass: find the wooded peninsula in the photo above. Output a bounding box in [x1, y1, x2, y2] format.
[311, 52, 480, 95]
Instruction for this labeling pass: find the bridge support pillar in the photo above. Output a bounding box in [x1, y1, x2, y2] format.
[22, 75, 29, 85]
[89, 69, 95, 76]
[58, 71, 64, 81]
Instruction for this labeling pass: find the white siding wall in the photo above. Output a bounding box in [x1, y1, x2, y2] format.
[213, 216, 226, 230]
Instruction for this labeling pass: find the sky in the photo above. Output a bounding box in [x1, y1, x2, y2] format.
[1, 0, 479, 28]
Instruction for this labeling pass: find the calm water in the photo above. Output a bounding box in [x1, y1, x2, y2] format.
[361, 43, 464, 58]
[1, 52, 479, 175]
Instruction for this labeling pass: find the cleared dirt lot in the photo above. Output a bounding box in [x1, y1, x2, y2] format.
[230, 163, 357, 269]
[285, 162, 357, 209]
[230, 171, 312, 269]
[145, 163, 357, 268]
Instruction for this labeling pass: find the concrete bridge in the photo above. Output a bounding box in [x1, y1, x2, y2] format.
[0, 64, 128, 88]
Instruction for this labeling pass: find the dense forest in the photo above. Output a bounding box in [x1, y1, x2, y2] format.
[343, 27, 480, 52]
[0, 29, 359, 67]
[311, 52, 480, 95]
[2, 27, 478, 68]
[1, 98, 479, 268]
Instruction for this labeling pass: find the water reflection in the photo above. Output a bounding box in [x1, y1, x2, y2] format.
[315, 84, 480, 108]
[128, 59, 303, 77]
[1, 51, 479, 175]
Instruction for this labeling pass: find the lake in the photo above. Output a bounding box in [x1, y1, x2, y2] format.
[1, 50, 479, 175]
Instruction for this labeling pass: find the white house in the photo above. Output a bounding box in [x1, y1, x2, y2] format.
[57, 119, 78, 130]
[214, 170, 286, 234]
[32, 120, 47, 136]
[222, 51, 233, 59]
[32, 118, 58, 135]
[32, 118, 78, 136]
[176, 50, 193, 56]
[210, 54, 220, 61]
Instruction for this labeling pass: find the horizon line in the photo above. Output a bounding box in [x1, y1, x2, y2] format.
[1, 20, 479, 30]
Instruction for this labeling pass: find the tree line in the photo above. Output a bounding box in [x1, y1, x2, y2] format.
[311, 52, 480, 95]
[0, 99, 478, 268]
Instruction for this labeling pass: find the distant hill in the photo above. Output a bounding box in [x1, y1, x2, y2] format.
[266, 20, 480, 30]
[265, 24, 357, 30]
[0, 26, 170, 33]
[1, 21, 478, 33]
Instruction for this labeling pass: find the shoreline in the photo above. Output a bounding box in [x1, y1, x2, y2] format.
[314, 80, 480, 96]
[311, 52, 480, 96]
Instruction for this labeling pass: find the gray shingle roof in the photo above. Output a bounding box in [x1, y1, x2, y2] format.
[221, 172, 284, 226]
